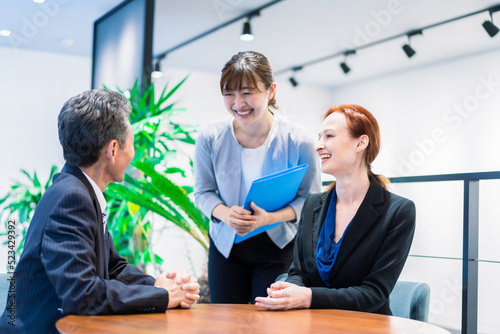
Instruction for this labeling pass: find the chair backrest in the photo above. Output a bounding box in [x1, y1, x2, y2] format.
[389, 281, 431, 322]
[0, 273, 11, 311]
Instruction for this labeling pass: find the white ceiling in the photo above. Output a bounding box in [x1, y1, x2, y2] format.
[1, 0, 500, 88]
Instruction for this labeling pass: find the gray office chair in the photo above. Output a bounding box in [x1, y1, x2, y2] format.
[389, 281, 431, 322]
[0, 273, 11, 310]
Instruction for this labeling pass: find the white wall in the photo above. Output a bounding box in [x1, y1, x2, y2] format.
[0, 46, 91, 270]
[0, 46, 91, 197]
[328, 48, 500, 333]
[329, 48, 500, 179]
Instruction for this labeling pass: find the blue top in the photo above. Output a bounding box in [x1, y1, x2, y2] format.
[316, 190, 352, 287]
[194, 114, 321, 258]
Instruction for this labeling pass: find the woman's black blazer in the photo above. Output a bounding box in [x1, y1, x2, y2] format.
[286, 175, 416, 315]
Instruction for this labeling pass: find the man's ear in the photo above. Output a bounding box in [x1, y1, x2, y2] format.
[105, 139, 119, 162]
[356, 134, 369, 152]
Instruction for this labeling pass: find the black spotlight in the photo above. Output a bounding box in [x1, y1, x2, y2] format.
[340, 62, 350, 74]
[240, 21, 254, 41]
[483, 20, 499, 37]
[402, 30, 422, 59]
[339, 49, 355, 75]
[483, 5, 500, 37]
[151, 60, 163, 79]
[289, 76, 298, 87]
[402, 44, 416, 58]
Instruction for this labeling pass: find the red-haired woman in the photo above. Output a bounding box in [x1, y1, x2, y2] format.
[256, 105, 416, 314]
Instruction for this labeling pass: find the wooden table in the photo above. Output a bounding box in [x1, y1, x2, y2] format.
[56, 303, 451, 334]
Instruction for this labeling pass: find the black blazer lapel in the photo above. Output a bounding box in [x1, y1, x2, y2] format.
[329, 176, 385, 280]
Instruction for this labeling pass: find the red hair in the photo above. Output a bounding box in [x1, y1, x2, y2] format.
[323, 104, 389, 190]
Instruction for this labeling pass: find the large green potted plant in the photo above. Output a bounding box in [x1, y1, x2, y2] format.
[105, 79, 209, 273]
[0, 166, 58, 253]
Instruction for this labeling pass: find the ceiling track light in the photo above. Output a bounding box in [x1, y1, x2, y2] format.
[483, 5, 500, 37]
[240, 11, 259, 42]
[0, 29, 12, 37]
[340, 50, 356, 74]
[402, 44, 416, 58]
[276, 5, 500, 81]
[339, 62, 350, 74]
[240, 21, 253, 41]
[151, 55, 165, 79]
[483, 20, 499, 37]
[402, 29, 422, 58]
[154, 2, 281, 59]
[288, 66, 303, 87]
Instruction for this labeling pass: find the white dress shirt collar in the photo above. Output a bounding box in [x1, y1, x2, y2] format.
[80, 170, 107, 214]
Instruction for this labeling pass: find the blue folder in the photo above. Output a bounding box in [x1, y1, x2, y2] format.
[234, 164, 309, 243]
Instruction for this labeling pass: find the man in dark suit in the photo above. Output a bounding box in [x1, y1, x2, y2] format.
[0, 89, 200, 333]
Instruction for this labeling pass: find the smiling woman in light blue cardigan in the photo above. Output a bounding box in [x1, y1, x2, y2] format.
[195, 114, 321, 258]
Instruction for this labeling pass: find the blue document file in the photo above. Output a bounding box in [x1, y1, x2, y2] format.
[234, 164, 309, 243]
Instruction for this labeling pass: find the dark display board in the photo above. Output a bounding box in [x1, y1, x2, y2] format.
[91, 0, 154, 91]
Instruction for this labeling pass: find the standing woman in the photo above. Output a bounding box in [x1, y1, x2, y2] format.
[194, 51, 321, 304]
[255, 105, 416, 314]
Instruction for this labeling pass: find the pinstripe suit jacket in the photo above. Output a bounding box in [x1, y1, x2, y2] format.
[0, 163, 169, 334]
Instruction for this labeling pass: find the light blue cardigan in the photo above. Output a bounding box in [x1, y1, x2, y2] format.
[194, 115, 321, 258]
